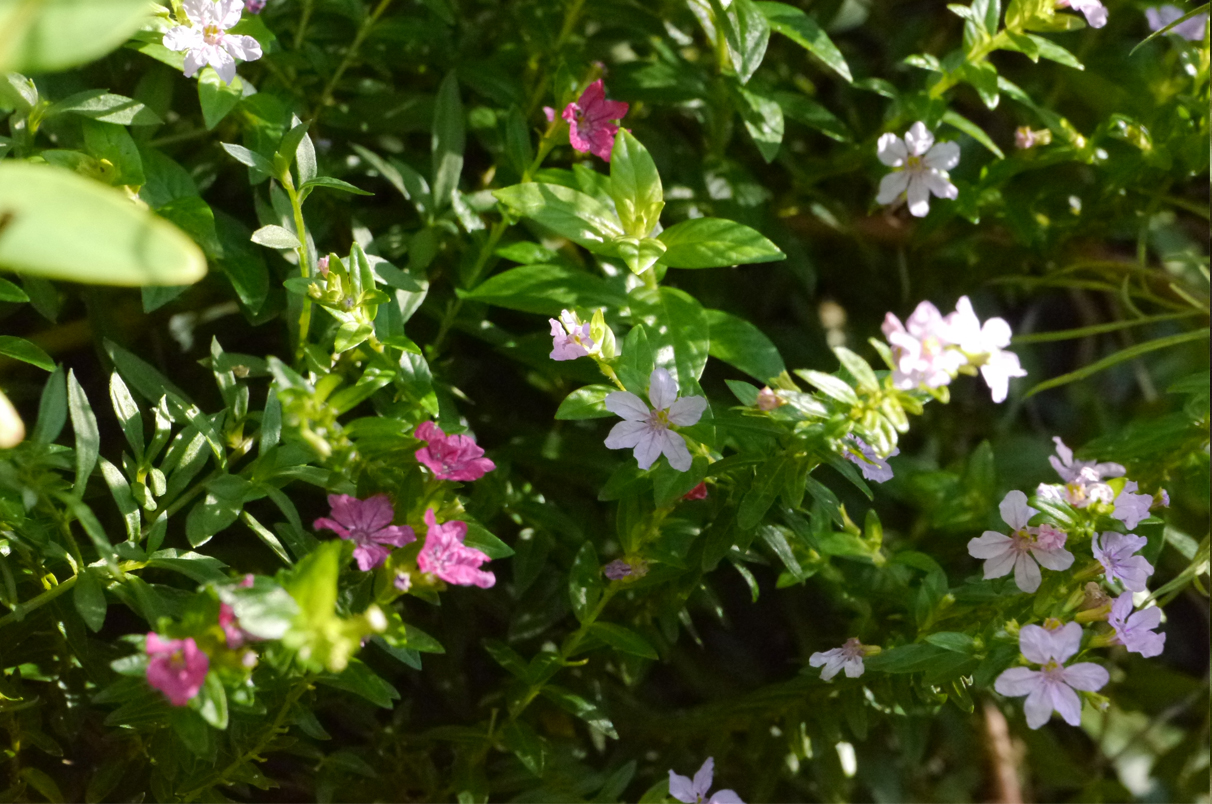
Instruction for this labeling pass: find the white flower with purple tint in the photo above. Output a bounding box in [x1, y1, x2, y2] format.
[668, 757, 744, 804]
[163, 0, 263, 86]
[604, 368, 707, 472]
[1146, 5, 1208, 40]
[1048, 437, 1125, 484]
[881, 301, 967, 391]
[967, 491, 1074, 593]
[876, 122, 960, 217]
[1092, 532, 1154, 592]
[1058, 0, 1108, 27]
[809, 637, 872, 681]
[1108, 592, 1165, 657]
[946, 297, 1027, 403]
[549, 309, 595, 361]
[844, 435, 899, 483]
[1113, 481, 1153, 530]
[994, 622, 1109, 729]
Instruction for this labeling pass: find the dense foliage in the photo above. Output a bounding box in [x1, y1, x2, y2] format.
[0, 0, 1208, 801]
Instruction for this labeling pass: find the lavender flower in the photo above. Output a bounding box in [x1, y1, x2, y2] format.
[313, 494, 416, 572]
[994, 622, 1108, 729]
[844, 435, 899, 483]
[604, 368, 707, 472]
[549, 309, 595, 361]
[1048, 437, 1124, 484]
[1146, 4, 1206, 39]
[1113, 481, 1153, 530]
[1108, 592, 1166, 658]
[669, 757, 744, 804]
[967, 491, 1074, 593]
[809, 637, 872, 681]
[1092, 532, 1154, 592]
[1058, 0, 1108, 28]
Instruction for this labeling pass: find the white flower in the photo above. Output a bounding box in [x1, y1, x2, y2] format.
[1059, 0, 1108, 28]
[876, 122, 960, 217]
[164, 0, 263, 85]
[945, 297, 1027, 403]
[604, 368, 707, 471]
[967, 491, 1074, 593]
[809, 637, 871, 681]
[881, 300, 967, 390]
[994, 622, 1108, 729]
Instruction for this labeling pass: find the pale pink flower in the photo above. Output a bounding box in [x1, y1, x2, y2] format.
[1113, 481, 1153, 530]
[562, 80, 629, 161]
[1058, 0, 1108, 28]
[755, 387, 782, 411]
[145, 634, 209, 707]
[417, 509, 495, 588]
[967, 491, 1075, 593]
[604, 368, 707, 472]
[881, 301, 966, 390]
[844, 435, 899, 483]
[669, 757, 745, 804]
[1157, 489, 1170, 508]
[1108, 592, 1165, 657]
[314, 494, 416, 572]
[549, 309, 595, 361]
[994, 622, 1108, 729]
[163, 0, 263, 85]
[394, 572, 412, 592]
[1146, 5, 1208, 39]
[1016, 127, 1038, 150]
[946, 297, 1027, 403]
[1092, 532, 1154, 592]
[415, 421, 496, 481]
[876, 122, 960, 217]
[810, 637, 871, 681]
[1048, 437, 1125, 484]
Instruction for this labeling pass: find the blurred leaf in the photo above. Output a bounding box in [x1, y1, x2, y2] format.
[0, 0, 150, 73]
[431, 72, 465, 210]
[589, 622, 659, 659]
[569, 541, 603, 623]
[556, 385, 617, 420]
[492, 183, 623, 251]
[73, 567, 107, 632]
[610, 130, 664, 237]
[0, 336, 53, 371]
[1025, 328, 1209, 397]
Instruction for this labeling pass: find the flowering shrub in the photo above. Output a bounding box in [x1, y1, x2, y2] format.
[0, 0, 1207, 802]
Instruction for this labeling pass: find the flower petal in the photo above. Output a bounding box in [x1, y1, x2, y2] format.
[1013, 552, 1042, 593]
[692, 758, 715, 799]
[668, 772, 696, 804]
[604, 420, 647, 450]
[1049, 682, 1083, 726]
[982, 549, 1017, 580]
[876, 170, 910, 205]
[1017, 624, 1054, 665]
[1022, 684, 1055, 729]
[905, 174, 931, 217]
[648, 367, 679, 411]
[667, 396, 707, 426]
[660, 429, 693, 472]
[633, 430, 663, 470]
[994, 666, 1040, 697]
[605, 391, 650, 421]
[876, 133, 908, 166]
[924, 140, 960, 170]
[1062, 662, 1109, 692]
[967, 531, 1012, 559]
[904, 121, 934, 156]
[999, 490, 1037, 531]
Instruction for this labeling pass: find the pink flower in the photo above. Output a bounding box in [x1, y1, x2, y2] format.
[844, 434, 899, 483]
[561, 80, 629, 161]
[967, 491, 1074, 593]
[881, 301, 967, 391]
[809, 637, 871, 681]
[755, 387, 782, 411]
[1092, 532, 1154, 592]
[945, 297, 1026, 403]
[218, 602, 248, 648]
[994, 622, 1108, 729]
[145, 634, 209, 707]
[414, 421, 496, 481]
[1108, 592, 1165, 657]
[683, 482, 709, 501]
[417, 509, 495, 588]
[394, 572, 412, 592]
[604, 368, 707, 472]
[1058, 0, 1108, 28]
[1113, 481, 1153, 530]
[876, 122, 960, 217]
[549, 310, 595, 361]
[314, 494, 416, 572]
[244, 0, 265, 12]
[669, 758, 745, 804]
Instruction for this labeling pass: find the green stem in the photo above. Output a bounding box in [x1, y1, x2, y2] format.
[281, 176, 314, 364]
[0, 572, 77, 629]
[928, 29, 1010, 99]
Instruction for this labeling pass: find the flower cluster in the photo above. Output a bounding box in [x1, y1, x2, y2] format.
[163, 0, 263, 85]
[882, 296, 1027, 402]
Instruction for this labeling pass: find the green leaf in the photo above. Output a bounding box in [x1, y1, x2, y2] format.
[833, 347, 878, 393]
[1027, 34, 1084, 69]
[99, 457, 141, 542]
[0, 336, 53, 371]
[541, 685, 618, 739]
[658, 218, 783, 268]
[569, 541, 603, 623]
[214, 211, 270, 312]
[31, 367, 67, 445]
[738, 458, 791, 529]
[705, 309, 785, 382]
[960, 60, 999, 109]
[715, 0, 771, 84]
[73, 567, 107, 632]
[773, 91, 851, 142]
[61, 495, 118, 569]
[318, 659, 401, 709]
[482, 639, 528, 679]
[0, 0, 150, 73]
[431, 72, 465, 210]
[299, 176, 373, 197]
[589, 622, 659, 659]
[492, 183, 623, 252]
[502, 720, 546, 777]
[82, 118, 144, 186]
[251, 225, 301, 250]
[1131, 2, 1210, 53]
[617, 324, 654, 395]
[221, 142, 275, 177]
[45, 90, 162, 126]
[757, 1, 853, 81]
[67, 370, 99, 494]
[942, 109, 1004, 158]
[104, 339, 192, 405]
[0, 163, 206, 286]
[556, 385, 617, 420]
[0, 276, 28, 302]
[1026, 328, 1209, 398]
[197, 672, 229, 729]
[463, 520, 514, 559]
[656, 286, 710, 386]
[18, 767, 65, 804]
[609, 131, 664, 237]
[458, 263, 626, 315]
[794, 369, 859, 407]
[295, 127, 317, 185]
[735, 83, 784, 162]
[198, 69, 245, 130]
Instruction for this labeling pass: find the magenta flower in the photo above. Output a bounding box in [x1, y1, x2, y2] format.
[1092, 532, 1154, 592]
[946, 297, 1026, 403]
[415, 421, 495, 481]
[604, 368, 707, 472]
[876, 122, 960, 217]
[549, 309, 595, 361]
[417, 509, 495, 588]
[218, 602, 249, 648]
[1058, 0, 1108, 27]
[967, 491, 1074, 593]
[1108, 592, 1166, 657]
[1147, 5, 1208, 40]
[314, 494, 416, 572]
[994, 622, 1108, 729]
[881, 300, 966, 391]
[1113, 481, 1153, 530]
[844, 435, 899, 483]
[809, 637, 870, 681]
[561, 80, 629, 161]
[669, 757, 745, 804]
[145, 634, 209, 707]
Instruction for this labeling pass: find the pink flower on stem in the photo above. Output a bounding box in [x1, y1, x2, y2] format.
[417, 509, 495, 588]
[415, 421, 496, 481]
[945, 297, 1027, 403]
[809, 637, 871, 681]
[1113, 481, 1153, 530]
[881, 301, 966, 391]
[1108, 592, 1166, 657]
[844, 435, 899, 483]
[967, 491, 1074, 593]
[1092, 532, 1154, 592]
[604, 368, 707, 472]
[669, 757, 745, 804]
[994, 622, 1108, 729]
[145, 634, 209, 707]
[755, 387, 782, 411]
[314, 494, 416, 572]
[549, 310, 595, 361]
[561, 80, 629, 161]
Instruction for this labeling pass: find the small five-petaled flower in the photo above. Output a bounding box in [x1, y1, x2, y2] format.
[994, 621, 1108, 729]
[163, 0, 263, 85]
[604, 368, 707, 472]
[668, 757, 744, 804]
[314, 494, 416, 572]
[145, 633, 209, 706]
[967, 491, 1074, 593]
[559, 80, 629, 162]
[876, 122, 960, 217]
